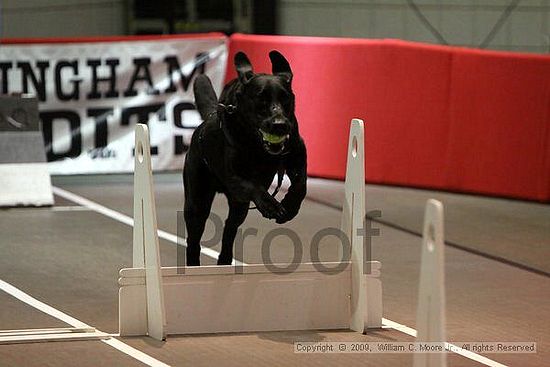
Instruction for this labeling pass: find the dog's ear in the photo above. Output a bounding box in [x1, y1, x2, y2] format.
[234, 52, 254, 84]
[193, 74, 218, 120]
[269, 50, 292, 84]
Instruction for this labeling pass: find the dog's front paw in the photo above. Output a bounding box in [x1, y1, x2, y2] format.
[274, 208, 297, 224]
[274, 196, 301, 224]
[254, 192, 287, 221]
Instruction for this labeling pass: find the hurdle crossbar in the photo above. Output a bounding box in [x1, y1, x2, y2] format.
[0, 327, 108, 345]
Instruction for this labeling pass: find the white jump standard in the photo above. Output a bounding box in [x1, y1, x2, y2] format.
[414, 199, 447, 367]
[119, 119, 383, 340]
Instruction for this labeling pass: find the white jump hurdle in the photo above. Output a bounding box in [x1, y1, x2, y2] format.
[127, 124, 167, 341]
[119, 119, 383, 340]
[414, 199, 447, 367]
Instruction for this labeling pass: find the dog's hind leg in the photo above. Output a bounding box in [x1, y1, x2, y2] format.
[183, 165, 215, 266]
[218, 201, 249, 265]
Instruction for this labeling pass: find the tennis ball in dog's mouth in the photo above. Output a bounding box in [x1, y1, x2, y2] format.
[260, 130, 288, 144]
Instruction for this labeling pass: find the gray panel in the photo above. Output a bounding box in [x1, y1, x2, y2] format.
[340, 8, 375, 38]
[278, 0, 550, 54]
[0, 132, 47, 163]
[440, 9, 475, 45]
[404, 8, 441, 43]
[510, 10, 545, 47]
[1, 0, 126, 38]
[372, 8, 407, 39]
[0, 96, 40, 132]
[303, 6, 342, 37]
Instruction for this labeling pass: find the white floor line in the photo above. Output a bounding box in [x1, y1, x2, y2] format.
[2, 206, 91, 212]
[0, 280, 90, 329]
[0, 327, 95, 336]
[52, 186, 238, 265]
[50, 206, 93, 212]
[0, 279, 170, 367]
[382, 318, 507, 367]
[103, 338, 171, 367]
[53, 186, 506, 367]
[0, 330, 109, 345]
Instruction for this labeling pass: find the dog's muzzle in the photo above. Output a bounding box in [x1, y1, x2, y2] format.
[260, 129, 289, 155]
[259, 116, 291, 155]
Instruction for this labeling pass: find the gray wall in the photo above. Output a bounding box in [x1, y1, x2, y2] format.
[1, 0, 126, 38]
[1, 1, 548, 53]
[278, 0, 550, 53]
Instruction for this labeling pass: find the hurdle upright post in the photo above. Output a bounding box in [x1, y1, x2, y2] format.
[131, 124, 166, 341]
[341, 118, 368, 333]
[414, 199, 446, 367]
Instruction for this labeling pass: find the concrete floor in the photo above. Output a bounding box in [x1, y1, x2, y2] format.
[0, 174, 548, 366]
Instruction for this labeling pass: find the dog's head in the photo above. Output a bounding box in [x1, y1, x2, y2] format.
[233, 51, 296, 155]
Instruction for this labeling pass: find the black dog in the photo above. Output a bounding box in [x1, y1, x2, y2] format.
[184, 50, 307, 266]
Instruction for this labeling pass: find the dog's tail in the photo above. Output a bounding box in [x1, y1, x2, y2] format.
[193, 74, 218, 120]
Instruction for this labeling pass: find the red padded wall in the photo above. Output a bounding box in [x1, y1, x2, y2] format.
[227, 34, 550, 201]
[361, 40, 453, 188]
[446, 49, 550, 199]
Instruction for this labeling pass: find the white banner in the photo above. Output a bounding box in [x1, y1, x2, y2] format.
[0, 35, 228, 174]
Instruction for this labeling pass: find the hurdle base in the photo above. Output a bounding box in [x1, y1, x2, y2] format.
[0, 163, 54, 207]
[119, 261, 382, 336]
